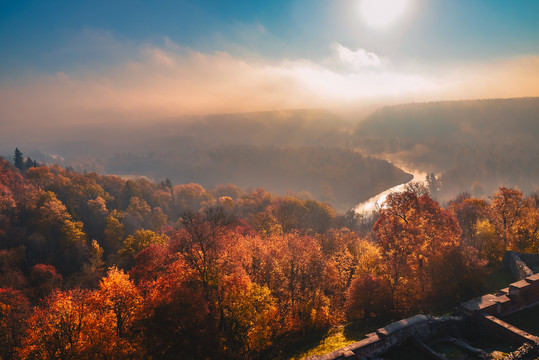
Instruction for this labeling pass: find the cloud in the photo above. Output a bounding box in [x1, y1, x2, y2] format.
[273, 59, 435, 100]
[1, 35, 538, 134]
[331, 43, 386, 69]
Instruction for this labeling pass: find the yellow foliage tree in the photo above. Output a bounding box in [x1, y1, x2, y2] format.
[119, 229, 169, 257]
[475, 219, 504, 263]
[96, 267, 143, 340]
[17, 290, 91, 360]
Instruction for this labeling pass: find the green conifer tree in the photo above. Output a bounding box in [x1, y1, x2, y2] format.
[14, 148, 24, 171]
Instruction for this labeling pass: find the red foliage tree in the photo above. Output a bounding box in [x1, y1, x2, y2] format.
[28, 264, 63, 303]
[142, 258, 217, 359]
[0, 287, 30, 359]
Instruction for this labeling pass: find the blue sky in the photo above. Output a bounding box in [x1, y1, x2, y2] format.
[1, 0, 538, 122]
[2, 0, 538, 70]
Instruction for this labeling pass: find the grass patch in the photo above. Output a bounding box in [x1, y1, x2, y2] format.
[270, 317, 390, 360]
[287, 327, 352, 360]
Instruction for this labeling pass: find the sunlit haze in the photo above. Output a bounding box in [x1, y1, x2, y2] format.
[360, 0, 409, 28]
[1, 0, 538, 128]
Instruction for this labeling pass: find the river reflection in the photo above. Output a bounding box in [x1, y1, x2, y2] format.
[354, 169, 427, 213]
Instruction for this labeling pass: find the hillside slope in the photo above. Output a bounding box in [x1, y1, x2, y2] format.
[354, 97, 539, 199]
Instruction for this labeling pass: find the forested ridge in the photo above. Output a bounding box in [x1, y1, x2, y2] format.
[354, 97, 539, 201]
[0, 155, 538, 359]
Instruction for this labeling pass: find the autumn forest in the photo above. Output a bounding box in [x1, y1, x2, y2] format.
[1, 152, 538, 359]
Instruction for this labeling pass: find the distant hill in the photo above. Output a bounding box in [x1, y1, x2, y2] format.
[355, 97, 539, 144]
[157, 108, 352, 148]
[354, 97, 539, 199]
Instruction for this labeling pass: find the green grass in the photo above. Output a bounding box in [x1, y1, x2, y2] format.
[269, 317, 390, 360]
[286, 326, 354, 360]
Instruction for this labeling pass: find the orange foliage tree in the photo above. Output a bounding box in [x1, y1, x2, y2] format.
[17, 289, 92, 360]
[141, 257, 216, 359]
[490, 187, 538, 253]
[18, 268, 145, 360]
[247, 233, 331, 333]
[373, 190, 462, 312]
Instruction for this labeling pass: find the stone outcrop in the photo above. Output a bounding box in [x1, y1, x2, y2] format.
[503, 251, 537, 281]
[500, 342, 539, 360]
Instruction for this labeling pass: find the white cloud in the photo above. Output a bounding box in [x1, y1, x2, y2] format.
[331, 43, 386, 69]
[273, 59, 435, 100]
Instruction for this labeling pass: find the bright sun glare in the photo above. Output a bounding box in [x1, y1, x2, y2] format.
[360, 0, 408, 28]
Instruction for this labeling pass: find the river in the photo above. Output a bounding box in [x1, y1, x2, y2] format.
[354, 165, 427, 213]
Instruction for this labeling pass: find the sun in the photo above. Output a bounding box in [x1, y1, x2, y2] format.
[360, 0, 408, 28]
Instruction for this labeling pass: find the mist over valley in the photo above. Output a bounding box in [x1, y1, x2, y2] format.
[4, 98, 537, 211]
